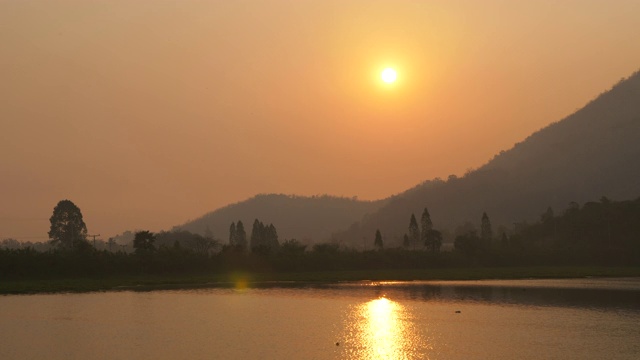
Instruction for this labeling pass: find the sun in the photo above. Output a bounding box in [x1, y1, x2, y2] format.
[381, 68, 397, 83]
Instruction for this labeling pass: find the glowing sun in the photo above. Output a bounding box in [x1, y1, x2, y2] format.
[381, 68, 397, 83]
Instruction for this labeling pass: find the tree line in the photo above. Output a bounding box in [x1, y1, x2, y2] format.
[2, 197, 639, 279]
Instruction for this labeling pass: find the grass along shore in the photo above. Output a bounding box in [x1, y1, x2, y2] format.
[2, 266, 640, 295]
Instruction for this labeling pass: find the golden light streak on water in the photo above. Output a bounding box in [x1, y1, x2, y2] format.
[342, 297, 428, 359]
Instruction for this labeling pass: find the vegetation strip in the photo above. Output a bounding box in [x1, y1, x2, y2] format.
[3, 266, 640, 295]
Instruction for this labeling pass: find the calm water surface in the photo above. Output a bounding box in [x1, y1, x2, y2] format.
[1, 278, 639, 359]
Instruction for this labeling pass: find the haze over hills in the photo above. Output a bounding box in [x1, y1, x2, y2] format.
[176, 194, 386, 244]
[336, 69, 640, 247]
[177, 70, 639, 248]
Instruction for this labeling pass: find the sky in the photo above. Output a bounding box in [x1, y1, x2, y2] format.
[1, 0, 639, 241]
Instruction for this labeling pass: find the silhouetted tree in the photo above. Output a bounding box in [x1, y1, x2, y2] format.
[250, 219, 279, 254]
[421, 208, 441, 251]
[374, 229, 383, 249]
[280, 239, 306, 255]
[155, 230, 218, 255]
[600, 196, 613, 246]
[420, 207, 433, 242]
[235, 221, 247, 248]
[229, 222, 237, 246]
[409, 213, 419, 250]
[48, 200, 89, 251]
[402, 233, 410, 248]
[481, 212, 493, 245]
[565, 201, 580, 216]
[250, 219, 265, 251]
[133, 230, 156, 256]
[541, 207, 554, 224]
[192, 236, 219, 255]
[426, 229, 443, 252]
[1, 238, 21, 250]
[266, 223, 279, 248]
[500, 232, 509, 248]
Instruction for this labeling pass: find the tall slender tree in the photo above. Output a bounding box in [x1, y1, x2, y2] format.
[247, 219, 280, 253]
[481, 212, 493, 245]
[426, 229, 443, 252]
[250, 219, 265, 250]
[409, 213, 419, 250]
[420, 208, 433, 249]
[229, 222, 237, 246]
[235, 220, 247, 248]
[374, 229, 383, 249]
[266, 223, 279, 248]
[500, 232, 509, 248]
[541, 207, 554, 224]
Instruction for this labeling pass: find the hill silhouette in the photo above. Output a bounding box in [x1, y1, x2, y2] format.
[176, 194, 385, 243]
[335, 69, 640, 247]
[177, 70, 639, 248]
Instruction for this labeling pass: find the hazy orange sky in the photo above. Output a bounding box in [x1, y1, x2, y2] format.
[2, 1, 639, 241]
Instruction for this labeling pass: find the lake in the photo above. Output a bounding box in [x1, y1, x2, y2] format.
[1, 278, 639, 359]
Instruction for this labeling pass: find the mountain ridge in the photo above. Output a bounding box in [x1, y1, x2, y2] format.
[334, 69, 640, 247]
[177, 69, 640, 247]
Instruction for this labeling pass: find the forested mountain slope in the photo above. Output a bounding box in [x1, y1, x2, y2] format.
[337, 70, 640, 247]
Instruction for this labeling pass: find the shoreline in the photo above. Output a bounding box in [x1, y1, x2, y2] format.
[2, 266, 640, 295]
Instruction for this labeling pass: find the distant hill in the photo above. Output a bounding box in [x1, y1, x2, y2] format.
[176, 194, 386, 244]
[336, 69, 640, 247]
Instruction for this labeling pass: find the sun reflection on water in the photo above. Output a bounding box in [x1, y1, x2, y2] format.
[341, 297, 427, 359]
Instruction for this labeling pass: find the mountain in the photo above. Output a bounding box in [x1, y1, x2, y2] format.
[335, 69, 640, 247]
[177, 70, 640, 248]
[176, 194, 386, 244]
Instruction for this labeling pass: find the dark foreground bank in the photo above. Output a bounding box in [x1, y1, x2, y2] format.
[2, 266, 640, 295]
